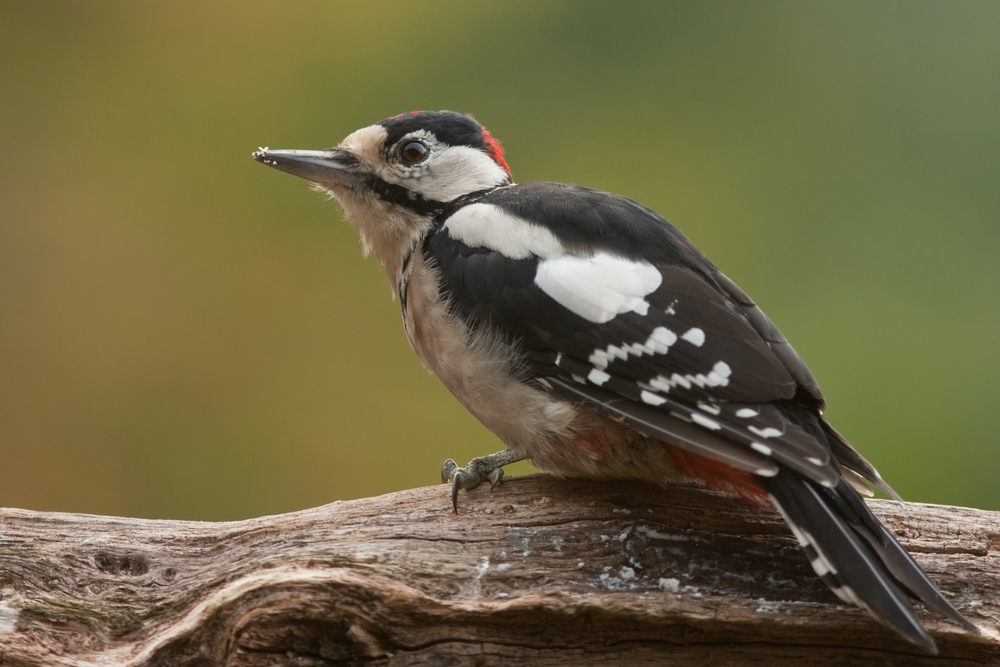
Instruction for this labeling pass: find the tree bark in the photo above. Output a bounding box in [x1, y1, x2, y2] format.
[0, 475, 997, 666]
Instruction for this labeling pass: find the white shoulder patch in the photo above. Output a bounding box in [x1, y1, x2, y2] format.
[534, 253, 662, 323]
[445, 205, 663, 324]
[444, 203, 565, 259]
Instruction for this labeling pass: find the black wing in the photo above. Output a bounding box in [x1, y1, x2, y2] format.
[425, 182, 974, 649]
[429, 182, 840, 486]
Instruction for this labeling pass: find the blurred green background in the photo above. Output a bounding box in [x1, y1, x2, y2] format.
[1, 1, 997, 520]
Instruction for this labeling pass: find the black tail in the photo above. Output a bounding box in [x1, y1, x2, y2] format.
[760, 473, 975, 653]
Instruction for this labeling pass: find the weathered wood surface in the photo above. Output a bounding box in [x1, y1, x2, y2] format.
[0, 475, 998, 666]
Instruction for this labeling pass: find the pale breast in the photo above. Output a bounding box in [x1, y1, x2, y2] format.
[400, 250, 681, 484]
[402, 250, 576, 453]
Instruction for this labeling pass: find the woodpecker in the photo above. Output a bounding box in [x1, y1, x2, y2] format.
[254, 110, 974, 652]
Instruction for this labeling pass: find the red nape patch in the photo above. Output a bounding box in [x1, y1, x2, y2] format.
[481, 128, 512, 180]
[670, 448, 770, 507]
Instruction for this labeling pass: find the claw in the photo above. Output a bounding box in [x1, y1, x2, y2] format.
[441, 450, 525, 514]
[488, 467, 504, 491]
[451, 471, 464, 513]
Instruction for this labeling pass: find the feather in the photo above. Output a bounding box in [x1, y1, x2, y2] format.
[423, 178, 974, 643]
[764, 475, 939, 653]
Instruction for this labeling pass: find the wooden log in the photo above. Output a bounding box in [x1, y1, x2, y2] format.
[0, 475, 997, 666]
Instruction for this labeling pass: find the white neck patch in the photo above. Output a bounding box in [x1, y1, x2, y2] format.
[443, 203, 565, 259]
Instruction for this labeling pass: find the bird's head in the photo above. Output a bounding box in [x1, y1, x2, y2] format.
[254, 111, 512, 282]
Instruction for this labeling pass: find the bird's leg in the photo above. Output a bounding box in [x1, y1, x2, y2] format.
[441, 449, 525, 513]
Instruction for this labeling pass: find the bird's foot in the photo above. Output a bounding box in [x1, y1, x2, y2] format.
[441, 449, 525, 513]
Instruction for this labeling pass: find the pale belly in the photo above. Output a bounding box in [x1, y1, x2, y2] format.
[400, 250, 681, 485]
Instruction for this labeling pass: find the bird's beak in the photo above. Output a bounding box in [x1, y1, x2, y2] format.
[252, 148, 362, 188]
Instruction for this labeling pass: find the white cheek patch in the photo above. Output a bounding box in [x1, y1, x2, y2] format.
[444, 204, 565, 259]
[535, 253, 663, 324]
[410, 145, 510, 202]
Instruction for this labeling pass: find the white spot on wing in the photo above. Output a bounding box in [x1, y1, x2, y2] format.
[708, 361, 731, 385]
[640, 390, 667, 406]
[649, 375, 682, 391]
[588, 348, 615, 370]
[648, 327, 678, 351]
[648, 361, 732, 392]
[587, 368, 611, 386]
[535, 253, 662, 324]
[735, 408, 759, 418]
[681, 327, 705, 346]
[750, 442, 773, 455]
[691, 413, 721, 430]
[588, 327, 677, 370]
[697, 402, 720, 415]
[749, 426, 783, 438]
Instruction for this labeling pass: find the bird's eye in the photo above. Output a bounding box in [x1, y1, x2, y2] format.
[399, 141, 428, 164]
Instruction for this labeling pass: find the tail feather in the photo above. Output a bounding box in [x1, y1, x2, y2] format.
[763, 473, 945, 653]
[831, 482, 978, 633]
